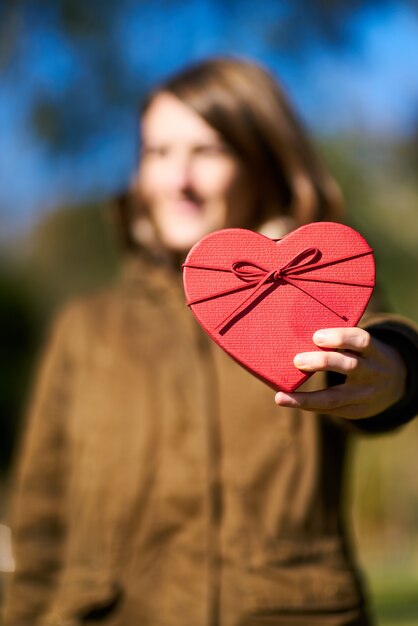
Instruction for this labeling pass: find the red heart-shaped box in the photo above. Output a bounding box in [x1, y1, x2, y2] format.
[182, 222, 375, 392]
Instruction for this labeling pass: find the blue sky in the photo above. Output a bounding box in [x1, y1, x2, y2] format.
[0, 1, 417, 237]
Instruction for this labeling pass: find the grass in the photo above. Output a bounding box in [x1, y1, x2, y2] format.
[366, 568, 418, 626]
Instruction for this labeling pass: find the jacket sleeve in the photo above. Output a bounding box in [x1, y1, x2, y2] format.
[2, 305, 79, 626]
[353, 314, 418, 433]
[328, 312, 418, 434]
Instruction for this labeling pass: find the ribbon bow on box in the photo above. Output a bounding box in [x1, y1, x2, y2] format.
[182, 222, 375, 393]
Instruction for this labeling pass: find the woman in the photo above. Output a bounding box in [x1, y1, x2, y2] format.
[3, 57, 418, 626]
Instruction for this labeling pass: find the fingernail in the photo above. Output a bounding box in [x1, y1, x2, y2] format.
[294, 354, 307, 367]
[275, 392, 288, 404]
[313, 330, 328, 344]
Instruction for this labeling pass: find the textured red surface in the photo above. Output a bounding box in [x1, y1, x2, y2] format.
[182, 222, 375, 392]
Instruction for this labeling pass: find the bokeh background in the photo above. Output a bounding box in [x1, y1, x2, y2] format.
[1, 1, 418, 624]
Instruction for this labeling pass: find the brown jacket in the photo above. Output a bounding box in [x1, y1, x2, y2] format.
[4, 255, 414, 626]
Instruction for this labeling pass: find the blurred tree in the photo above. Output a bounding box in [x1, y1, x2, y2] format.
[20, 202, 120, 317]
[404, 115, 418, 173]
[322, 136, 418, 323]
[0, 203, 119, 471]
[2, 0, 416, 154]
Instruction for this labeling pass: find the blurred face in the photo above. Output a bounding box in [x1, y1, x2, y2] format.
[136, 92, 255, 252]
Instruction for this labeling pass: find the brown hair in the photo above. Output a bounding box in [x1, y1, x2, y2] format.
[115, 57, 343, 249]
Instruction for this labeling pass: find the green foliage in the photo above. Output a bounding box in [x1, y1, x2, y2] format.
[20, 202, 121, 319]
[0, 264, 41, 471]
[0, 203, 120, 469]
[367, 568, 418, 625]
[322, 136, 418, 322]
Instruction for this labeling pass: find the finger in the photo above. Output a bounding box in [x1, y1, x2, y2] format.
[274, 382, 377, 417]
[275, 385, 352, 412]
[313, 328, 372, 354]
[294, 350, 360, 375]
[275, 388, 384, 419]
